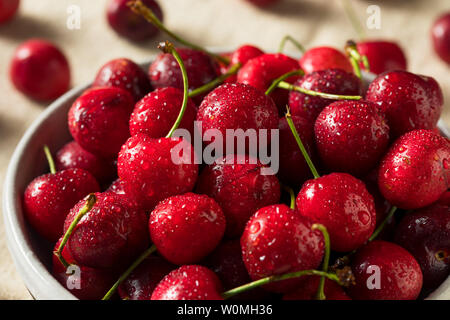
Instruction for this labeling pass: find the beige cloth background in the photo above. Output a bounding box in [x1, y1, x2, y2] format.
[0, 0, 448, 300]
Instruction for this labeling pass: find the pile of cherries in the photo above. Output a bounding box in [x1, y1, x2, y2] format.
[20, 1, 449, 301]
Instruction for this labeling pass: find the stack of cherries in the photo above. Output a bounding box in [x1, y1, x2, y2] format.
[21, 1, 449, 301]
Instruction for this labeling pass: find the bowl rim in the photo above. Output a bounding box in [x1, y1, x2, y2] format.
[2, 59, 450, 300]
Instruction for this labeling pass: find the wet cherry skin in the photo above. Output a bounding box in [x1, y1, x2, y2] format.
[356, 40, 407, 74]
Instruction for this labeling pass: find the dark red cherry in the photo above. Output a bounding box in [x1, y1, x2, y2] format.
[68, 87, 135, 159]
[0, 0, 19, 23]
[283, 276, 351, 300]
[63, 192, 149, 269]
[378, 129, 450, 210]
[288, 68, 362, 123]
[55, 140, 116, 185]
[349, 240, 423, 300]
[106, 0, 163, 42]
[117, 134, 198, 210]
[52, 238, 117, 300]
[366, 70, 443, 138]
[296, 173, 377, 252]
[104, 179, 142, 210]
[10, 39, 70, 101]
[151, 265, 223, 300]
[118, 256, 175, 300]
[299, 47, 353, 74]
[431, 12, 450, 64]
[394, 203, 450, 295]
[24, 168, 99, 242]
[356, 40, 407, 74]
[92, 58, 152, 101]
[241, 204, 324, 293]
[314, 100, 390, 176]
[237, 53, 300, 111]
[196, 154, 281, 238]
[129, 87, 197, 138]
[149, 193, 226, 265]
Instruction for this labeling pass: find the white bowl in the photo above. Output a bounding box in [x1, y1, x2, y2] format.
[3, 62, 450, 300]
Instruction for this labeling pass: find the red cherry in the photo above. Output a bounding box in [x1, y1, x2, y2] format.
[55, 141, 116, 185]
[0, 0, 19, 23]
[366, 70, 443, 138]
[106, 0, 163, 42]
[288, 68, 362, 123]
[356, 41, 407, 74]
[92, 58, 152, 101]
[299, 47, 353, 74]
[24, 168, 99, 242]
[222, 45, 264, 83]
[283, 276, 351, 300]
[118, 256, 175, 300]
[10, 39, 70, 101]
[149, 193, 226, 265]
[296, 173, 377, 252]
[151, 265, 223, 300]
[237, 53, 300, 111]
[52, 238, 117, 300]
[349, 240, 423, 300]
[68, 87, 135, 159]
[63, 192, 149, 269]
[431, 12, 450, 64]
[378, 129, 450, 210]
[129, 87, 197, 138]
[244, 0, 280, 7]
[241, 204, 324, 293]
[196, 154, 281, 238]
[314, 100, 390, 176]
[117, 134, 198, 209]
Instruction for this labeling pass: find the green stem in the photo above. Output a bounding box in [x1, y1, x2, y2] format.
[285, 109, 320, 179]
[278, 35, 306, 54]
[189, 63, 241, 98]
[278, 81, 362, 100]
[53, 194, 97, 268]
[341, 0, 366, 40]
[102, 245, 157, 300]
[265, 70, 304, 96]
[43, 145, 56, 174]
[312, 224, 331, 300]
[222, 270, 339, 300]
[345, 40, 370, 77]
[369, 206, 397, 242]
[128, 0, 229, 65]
[282, 184, 296, 210]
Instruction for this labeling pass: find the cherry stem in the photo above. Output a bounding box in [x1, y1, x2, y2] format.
[340, 0, 366, 40]
[345, 40, 370, 77]
[278, 81, 362, 100]
[127, 0, 229, 65]
[282, 184, 296, 209]
[53, 194, 97, 268]
[159, 41, 189, 138]
[102, 245, 157, 300]
[312, 224, 331, 300]
[278, 35, 306, 54]
[265, 70, 304, 96]
[43, 145, 56, 174]
[368, 206, 397, 242]
[222, 269, 340, 300]
[189, 62, 241, 98]
[285, 108, 320, 179]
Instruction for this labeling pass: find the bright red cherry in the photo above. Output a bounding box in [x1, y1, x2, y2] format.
[283, 276, 351, 300]
[431, 12, 450, 64]
[0, 0, 19, 23]
[149, 193, 226, 265]
[314, 100, 390, 176]
[68, 87, 135, 159]
[196, 154, 281, 238]
[378, 129, 450, 210]
[366, 70, 443, 138]
[356, 40, 407, 74]
[241, 204, 324, 293]
[10, 39, 70, 101]
[24, 168, 99, 242]
[92, 58, 152, 101]
[106, 0, 163, 42]
[349, 240, 423, 300]
[129, 87, 197, 138]
[296, 173, 377, 252]
[151, 265, 223, 300]
[222, 45, 264, 83]
[299, 47, 353, 74]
